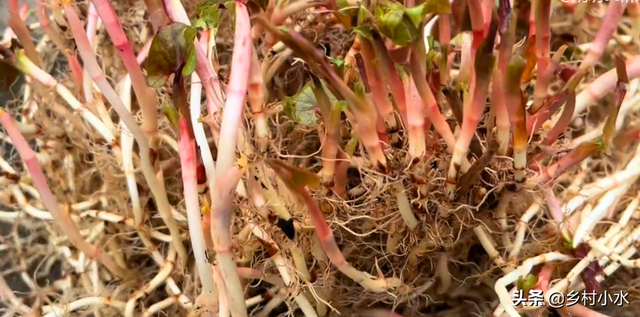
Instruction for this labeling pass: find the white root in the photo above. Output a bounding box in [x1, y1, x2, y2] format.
[250, 223, 318, 317]
[493, 252, 571, 317]
[393, 181, 419, 230]
[125, 245, 177, 317]
[42, 297, 127, 317]
[509, 202, 542, 262]
[474, 226, 508, 271]
[573, 141, 640, 246]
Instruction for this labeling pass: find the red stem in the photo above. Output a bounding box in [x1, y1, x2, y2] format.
[468, 0, 485, 54]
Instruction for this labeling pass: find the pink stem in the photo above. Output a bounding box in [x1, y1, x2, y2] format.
[448, 44, 494, 197]
[406, 75, 425, 160]
[0, 109, 130, 280]
[360, 38, 396, 129]
[408, 50, 465, 166]
[83, 2, 99, 105]
[482, 0, 493, 35]
[178, 117, 217, 309]
[574, 56, 640, 117]
[467, 0, 485, 54]
[534, 0, 551, 77]
[531, 45, 568, 114]
[209, 3, 252, 316]
[368, 37, 407, 128]
[1, 2, 26, 40]
[580, 2, 628, 71]
[90, 0, 159, 139]
[438, 14, 451, 84]
[491, 70, 510, 155]
[529, 0, 536, 37]
[62, 0, 188, 266]
[8, 0, 41, 67]
[36, 0, 84, 100]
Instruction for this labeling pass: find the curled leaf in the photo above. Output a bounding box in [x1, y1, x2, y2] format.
[162, 103, 180, 129]
[372, 0, 450, 47]
[266, 159, 321, 192]
[571, 244, 604, 293]
[143, 22, 198, 88]
[602, 55, 628, 155]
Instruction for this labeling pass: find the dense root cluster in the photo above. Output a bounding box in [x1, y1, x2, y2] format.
[1, 0, 640, 317]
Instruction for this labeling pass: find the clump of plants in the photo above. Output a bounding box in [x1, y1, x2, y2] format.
[0, 0, 640, 316]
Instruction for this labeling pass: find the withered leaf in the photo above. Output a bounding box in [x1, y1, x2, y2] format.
[602, 54, 628, 155]
[265, 159, 321, 193]
[521, 35, 536, 84]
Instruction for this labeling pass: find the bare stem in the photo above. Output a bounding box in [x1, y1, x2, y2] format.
[248, 44, 270, 152]
[0, 108, 131, 280]
[90, 0, 160, 142]
[36, 0, 84, 98]
[178, 117, 217, 311]
[534, 0, 551, 79]
[579, 2, 627, 71]
[8, 0, 41, 67]
[447, 24, 497, 198]
[505, 56, 528, 182]
[61, 0, 188, 267]
[210, 4, 252, 316]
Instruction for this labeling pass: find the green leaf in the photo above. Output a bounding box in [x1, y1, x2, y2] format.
[329, 57, 345, 67]
[357, 6, 374, 25]
[191, 18, 207, 31]
[403, 4, 425, 27]
[266, 159, 321, 191]
[143, 22, 198, 88]
[369, 0, 450, 47]
[372, 2, 419, 47]
[284, 83, 319, 125]
[162, 103, 180, 129]
[353, 26, 373, 40]
[196, 0, 223, 29]
[516, 274, 538, 294]
[283, 82, 339, 125]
